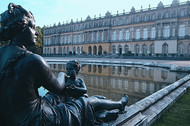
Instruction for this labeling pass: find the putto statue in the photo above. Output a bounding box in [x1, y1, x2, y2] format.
[0, 3, 128, 126]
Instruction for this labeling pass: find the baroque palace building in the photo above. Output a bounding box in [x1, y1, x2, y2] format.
[43, 0, 190, 57]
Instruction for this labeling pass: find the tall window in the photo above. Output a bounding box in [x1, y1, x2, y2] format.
[142, 44, 147, 54]
[162, 43, 168, 54]
[158, 12, 162, 19]
[112, 31, 116, 40]
[91, 33, 94, 42]
[64, 36, 67, 44]
[101, 32, 104, 41]
[134, 44, 140, 54]
[178, 24, 185, 37]
[118, 45, 122, 55]
[119, 30, 123, 40]
[150, 44, 154, 54]
[112, 45, 116, 54]
[163, 26, 170, 38]
[180, 10, 185, 16]
[68, 36, 71, 43]
[88, 46, 92, 55]
[124, 44, 129, 53]
[93, 46, 97, 55]
[136, 29, 140, 40]
[178, 43, 184, 55]
[151, 27, 156, 38]
[73, 35, 77, 43]
[78, 35, 81, 43]
[60, 36, 63, 45]
[143, 28, 148, 39]
[152, 13, 156, 20]
[96, 32, 99, 41]
[125, 30, 130, 40]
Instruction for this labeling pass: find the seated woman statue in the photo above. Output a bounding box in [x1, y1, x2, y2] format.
[0, 3, 128, 126]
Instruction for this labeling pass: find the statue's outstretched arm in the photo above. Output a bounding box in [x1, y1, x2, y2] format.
[32, 54, 65, 94]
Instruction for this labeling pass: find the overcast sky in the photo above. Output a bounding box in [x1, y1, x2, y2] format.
[0, 0, 188, 27]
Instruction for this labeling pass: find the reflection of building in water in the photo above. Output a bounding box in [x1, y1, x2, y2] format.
[49, 64, 187, 105]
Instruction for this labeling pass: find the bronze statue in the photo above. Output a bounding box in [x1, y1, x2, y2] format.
[0, 3, 128, 126]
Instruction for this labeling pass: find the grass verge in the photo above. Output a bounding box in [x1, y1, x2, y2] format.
[153, 88, 190, 126]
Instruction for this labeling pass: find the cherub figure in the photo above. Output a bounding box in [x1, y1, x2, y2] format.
[64, 60, 88, 99]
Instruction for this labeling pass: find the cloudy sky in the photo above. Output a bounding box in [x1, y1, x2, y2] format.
[0, 0, 187, 27]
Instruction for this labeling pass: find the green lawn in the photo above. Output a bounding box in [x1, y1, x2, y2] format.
[153, 89, 190, 126]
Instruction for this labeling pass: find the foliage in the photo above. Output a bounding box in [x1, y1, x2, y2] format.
[27, 26, 43, 55]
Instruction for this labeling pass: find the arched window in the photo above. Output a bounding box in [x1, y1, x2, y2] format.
[179, 24, 185, 37]
[112, 31, 116, 40]
[178, 43, 184, 55]
[151, 27, 156, 39]
[136, 28, 140, 40]
[59, 47, 62, 55]
[112, 45, 116, 54]
[93, 46, 97, 55]
[162, 43, 168, 54]
[150, 44, 154, 54]
[143, 28, 148, 39]
[54, 48, 56, 55]
[77, 47, 80, 54]
[73, 47, 76, 54]
[67, 47, 70, 54]
[63, 47, 66, 54]
[118, 45, 122, 55]
[124, 44, 129, 54]
[125, 30, 130, 40]
[98, 45, 102, 55]
[119, 30, 123, 40]
[47, 48, 50, 55]
[163, 26, 170, 38]
[88, 46, 92, 55]
[142, 44, 147, 55]
[134, 44, 140, 54]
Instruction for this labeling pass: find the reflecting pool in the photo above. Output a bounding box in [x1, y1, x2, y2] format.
[40, 63, 188, 105]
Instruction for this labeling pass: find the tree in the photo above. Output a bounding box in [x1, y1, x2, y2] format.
[27, 26, 43, 55]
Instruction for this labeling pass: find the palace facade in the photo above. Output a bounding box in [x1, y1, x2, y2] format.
[43, 0, 190, 57]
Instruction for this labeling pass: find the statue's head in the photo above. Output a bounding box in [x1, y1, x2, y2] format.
[0, 3, 38, 46]
[66, 60, 80, 78]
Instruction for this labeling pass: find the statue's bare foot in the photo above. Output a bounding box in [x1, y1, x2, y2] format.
[119, 94, 128, 111]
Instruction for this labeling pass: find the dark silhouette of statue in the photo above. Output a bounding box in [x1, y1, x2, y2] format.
[0, 3, 128, 126]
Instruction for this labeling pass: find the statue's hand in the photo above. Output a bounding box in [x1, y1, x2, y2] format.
[57, 72, 66, 88]
[69, 84, 76, 89]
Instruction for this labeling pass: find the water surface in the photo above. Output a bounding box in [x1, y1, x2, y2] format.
[39, 63, 188, 105]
